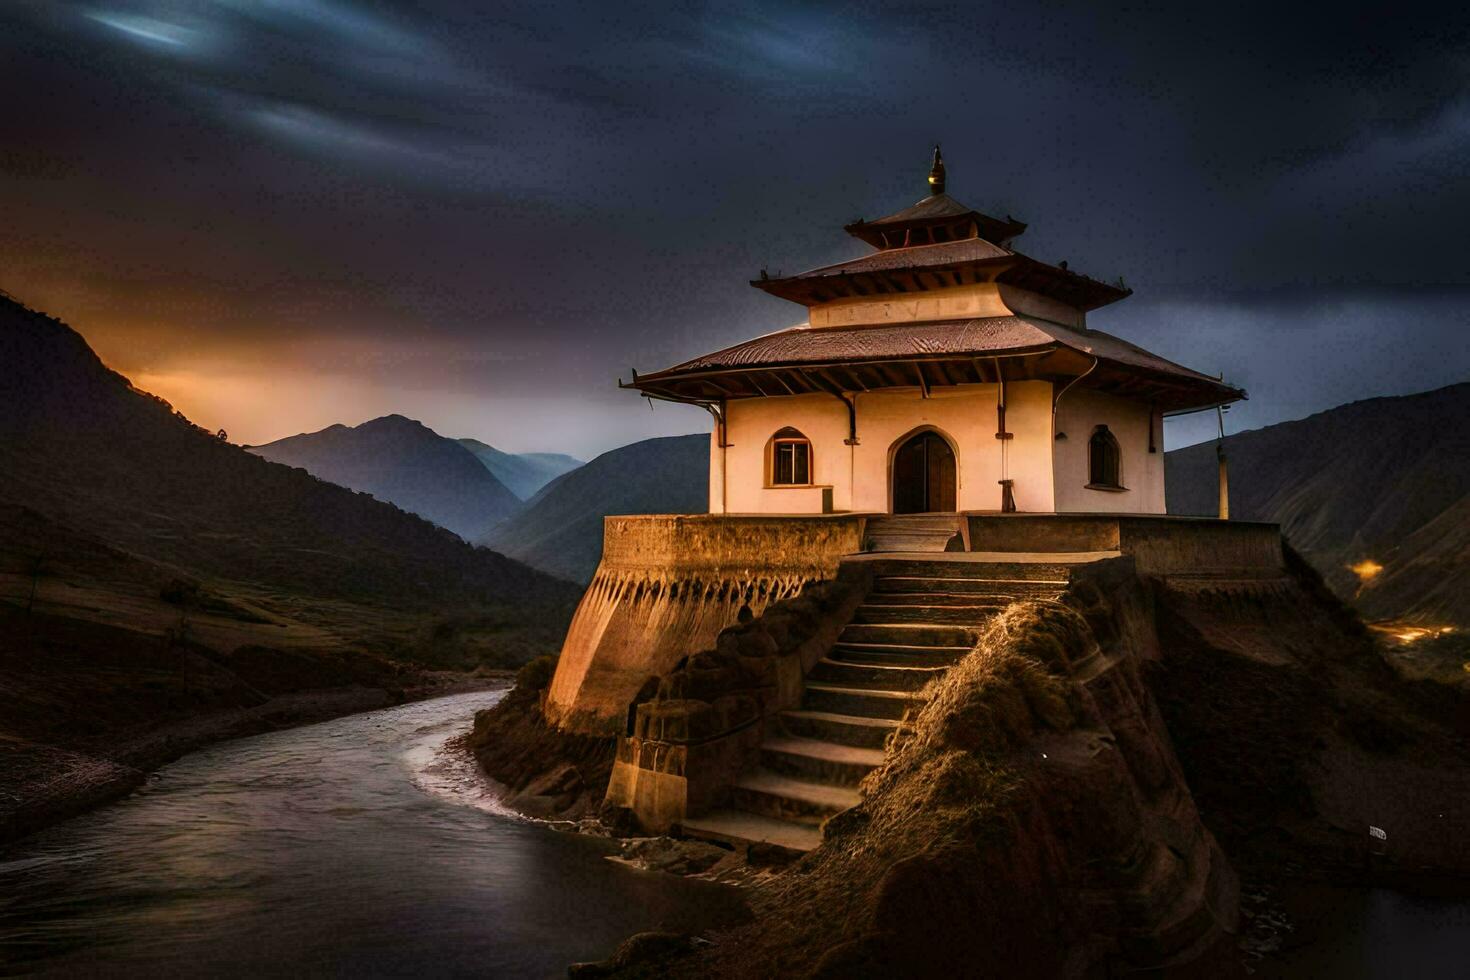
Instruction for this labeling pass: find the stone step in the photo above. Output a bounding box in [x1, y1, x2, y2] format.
[839, 622, 980, 647]
[828, 645, 967, 669]
[802, 682, 923, 719]
[760, 735, 885, 786]
[871, 559, 1076, 580]
[679, 809, 822, 853]
[858, 555, 1081, 578]
[852, 602, 1004, 625]
[810, 656, 949, 691]
[863, 516, 966, 554]
[779, 709, 900, 750]
[863, 533, 963, 554]
[874, 575, 1068, 595]
[728, 768, 861, 825]
[865, 515, 964, 531]
[858, 590, 1017, 605]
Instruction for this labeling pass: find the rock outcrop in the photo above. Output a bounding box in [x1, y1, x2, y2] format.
[627, 558, 1237, 978]
[589, 550, 1469, 977]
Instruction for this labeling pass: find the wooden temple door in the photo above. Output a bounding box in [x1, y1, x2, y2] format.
[892, 432, 957, 513]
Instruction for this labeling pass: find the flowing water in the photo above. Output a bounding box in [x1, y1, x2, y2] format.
[0, 690, 747, 978]
[2, 690, 1465, 978]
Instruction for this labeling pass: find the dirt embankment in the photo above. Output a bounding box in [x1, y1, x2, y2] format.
[612, 560, 1237, 978]
[465, 655, 619, 821]
[0, 597, 516, 845]
[579, 552, 1469, 978]
[1147, 548, 1470, 887]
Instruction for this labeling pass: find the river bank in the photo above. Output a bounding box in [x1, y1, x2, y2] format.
[0, 690, 748, 977]
[0, 669, 510, 846]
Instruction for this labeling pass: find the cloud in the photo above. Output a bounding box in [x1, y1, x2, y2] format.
[84, 9, 209, 50]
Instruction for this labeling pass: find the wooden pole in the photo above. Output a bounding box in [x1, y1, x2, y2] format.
[1216, 405, 1229, 520]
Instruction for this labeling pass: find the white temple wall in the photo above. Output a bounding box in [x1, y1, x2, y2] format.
[1052, 388, 1165, 514]
[710, 382, 1058, 514]
[713, 393, 851, 514]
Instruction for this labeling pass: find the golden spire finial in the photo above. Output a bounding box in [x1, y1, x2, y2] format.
[927, 144, 945, 196]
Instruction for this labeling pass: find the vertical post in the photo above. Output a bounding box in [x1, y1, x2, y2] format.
[1216, 404, 1229, 520]
[999, 479, 1017, 513]
[719, 398, 728, 516]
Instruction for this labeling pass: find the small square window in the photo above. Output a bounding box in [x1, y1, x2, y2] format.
[772, 440, 810, 485]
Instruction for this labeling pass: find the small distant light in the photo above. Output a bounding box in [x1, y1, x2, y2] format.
[1369, 826, 1387, 841]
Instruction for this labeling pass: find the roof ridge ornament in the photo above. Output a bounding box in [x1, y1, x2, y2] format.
[927, 144, 945, 196]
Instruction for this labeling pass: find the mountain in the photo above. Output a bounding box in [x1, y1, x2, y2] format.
[457, 439, 582, 500]
[0, 293, 581, 838]
[250, 416, 521, 541]
[1166, 383, 1470, 625]
[481, 434, 708, 582]
[0, 293, 577, 613]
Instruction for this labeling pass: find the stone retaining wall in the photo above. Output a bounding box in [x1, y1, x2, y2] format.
[967, 514, 1283, 574]
[544, 515, 867, 736]
[603, 568, 870, 831]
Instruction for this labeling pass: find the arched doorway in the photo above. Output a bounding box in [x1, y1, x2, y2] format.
[891, 431, 957, 513]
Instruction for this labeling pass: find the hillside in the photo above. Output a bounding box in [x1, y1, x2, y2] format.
[1166, 383, 1470, 625]
[0, 294, 580, 839]
[0, 294, 577, 614]
[457, 438, 582, 499]
[481, 434, 708, 582]
[250, 417, 521, 540]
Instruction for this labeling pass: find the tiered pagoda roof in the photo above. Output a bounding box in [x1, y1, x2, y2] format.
[628, 316, 1237, 413]
[627, 149, 1243, 414]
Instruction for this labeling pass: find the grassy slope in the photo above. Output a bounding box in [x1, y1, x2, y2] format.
[0, 295, 581, 838]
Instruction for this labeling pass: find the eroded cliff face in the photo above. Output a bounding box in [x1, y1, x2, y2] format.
[1146, 548, 1470, 884]
[623, 559, 1238, 979]
[594, 551, 1470, 978]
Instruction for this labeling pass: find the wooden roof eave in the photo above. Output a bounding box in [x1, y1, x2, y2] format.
[751, 258, 1015, 305]
[625, 346, 1243, 415]
[625, 344, 1063, 399]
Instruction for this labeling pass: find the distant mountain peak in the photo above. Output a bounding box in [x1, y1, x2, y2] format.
[361, 414, 429, 432]
[0, 296, 577, 611]
[457, 438, 583, 500]
[251, 416, 521, 540]
[481, 432, 707, 582]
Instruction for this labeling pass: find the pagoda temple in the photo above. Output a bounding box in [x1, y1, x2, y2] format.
[626, 148, 1243, 516]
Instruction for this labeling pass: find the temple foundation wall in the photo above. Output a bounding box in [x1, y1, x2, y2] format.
[543, 514, 867, 736]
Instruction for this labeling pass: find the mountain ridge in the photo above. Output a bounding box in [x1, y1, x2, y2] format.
[1166, 382, 1470, 625]
[481, 433, 708, 582]
[0, 294, 576, 610]
[0, 293, 579, 840]
[456, 438, 581, 500]
[250, 416, 522, 541]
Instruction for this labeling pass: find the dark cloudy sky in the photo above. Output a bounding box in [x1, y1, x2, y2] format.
[2, 1, 1467, 457]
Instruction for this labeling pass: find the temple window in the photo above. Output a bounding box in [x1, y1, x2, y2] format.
[768, 427, 812, 486]
[1088, 425, 1123, 489]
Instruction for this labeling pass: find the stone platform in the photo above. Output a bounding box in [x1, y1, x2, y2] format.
[547, 512, 1282, 738]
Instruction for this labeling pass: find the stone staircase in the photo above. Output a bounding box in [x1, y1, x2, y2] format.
[679, 554, 1077, 854]
[862, 514, 965, 553]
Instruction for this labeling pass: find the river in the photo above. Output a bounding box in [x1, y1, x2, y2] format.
[0, 690, 747, 978]
[2, 691, 1466, 978]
